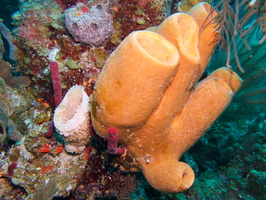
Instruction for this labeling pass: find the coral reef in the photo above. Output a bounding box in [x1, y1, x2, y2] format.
[217, 114, 264, 163]
[55, 0, 87, 10]
[72, 148, 138, 199]
[12, 0, 102, 104]
[0, 140, 88, 198]
[0, 177, 27, 199]
[112, 0, 171, 43]
[0, 0, 265, 199]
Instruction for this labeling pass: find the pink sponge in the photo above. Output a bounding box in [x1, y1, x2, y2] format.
[65, 3, 113, 46]
[107, 127, 125, 155]
[50, 61, 62, 107]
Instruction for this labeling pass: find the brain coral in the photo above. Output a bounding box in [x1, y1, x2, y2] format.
[65, 3, 113, 46]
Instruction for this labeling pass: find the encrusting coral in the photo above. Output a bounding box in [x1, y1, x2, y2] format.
[91, 2, 243, 193]
[54, 85, 91, 153]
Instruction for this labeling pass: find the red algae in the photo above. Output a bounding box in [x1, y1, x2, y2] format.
[72, 150, 137, 199]
[8, 163, 17, 176]
[113, 0, 167, 39]
[55, 0, 88, 10]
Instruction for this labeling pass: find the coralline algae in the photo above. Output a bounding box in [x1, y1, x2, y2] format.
[65, 3, 113, 46]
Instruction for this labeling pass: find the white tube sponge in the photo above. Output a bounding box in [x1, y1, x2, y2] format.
[54, 85, 91, 153]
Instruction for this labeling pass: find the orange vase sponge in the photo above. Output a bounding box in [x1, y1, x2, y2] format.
[92, 30, 180, 129]
[91, 3, 242, 193]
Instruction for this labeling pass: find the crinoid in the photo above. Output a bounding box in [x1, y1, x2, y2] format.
[200, 0, 265, 73]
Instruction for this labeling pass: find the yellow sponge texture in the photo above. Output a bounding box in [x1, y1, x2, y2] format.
[91, 3, 242, 193]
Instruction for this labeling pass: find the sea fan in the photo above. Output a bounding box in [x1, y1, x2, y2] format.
[202, 0, 265, 72]
[0, 77, 22, 143]
[206, 1, 266, 114]
[0, 77, 13, 143]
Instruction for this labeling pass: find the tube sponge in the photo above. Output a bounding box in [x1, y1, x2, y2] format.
[92, 30, 180, 128]
[54, 85, 91, 153]
[187, 2, 219, 71]
[91, 3, 242, 193]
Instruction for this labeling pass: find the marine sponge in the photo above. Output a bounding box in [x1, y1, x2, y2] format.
[65, 3, 113, 46]
[54, 85, 91, 153]
[91, 3, 242, 193]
